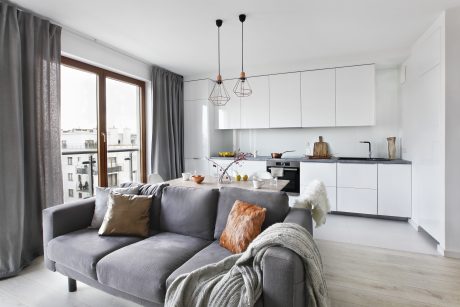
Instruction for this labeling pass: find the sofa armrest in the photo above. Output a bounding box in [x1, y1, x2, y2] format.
[284, 208, 313, 235]
[42, 197, 95, 271]
[262, 246, 306, 307]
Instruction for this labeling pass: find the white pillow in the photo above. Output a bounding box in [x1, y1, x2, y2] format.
[89, 186, 139, 228]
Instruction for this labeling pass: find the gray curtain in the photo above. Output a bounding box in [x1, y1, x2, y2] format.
[151, 66, 184, 180]
[0, 2, 63, 279]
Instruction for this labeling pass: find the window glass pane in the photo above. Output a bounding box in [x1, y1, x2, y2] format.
[61, 65, 99, 202]
[106, 78, 141, 186]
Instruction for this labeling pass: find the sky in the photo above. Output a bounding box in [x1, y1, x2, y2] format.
[61, 65, 139, 133]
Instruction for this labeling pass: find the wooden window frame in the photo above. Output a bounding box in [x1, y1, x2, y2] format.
[61, 56, 147, 186]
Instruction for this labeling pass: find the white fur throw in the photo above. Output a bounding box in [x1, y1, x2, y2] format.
[294, 180, 330, 227]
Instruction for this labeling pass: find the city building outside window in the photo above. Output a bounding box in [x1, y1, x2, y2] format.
[108, 173, 118, 187]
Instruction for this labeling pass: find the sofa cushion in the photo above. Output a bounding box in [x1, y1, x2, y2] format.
[160, 186, 219, 240]
[47, 228, 141, 279]
[96, 232, 210, 303]
[219, 200, 267, 254]
[120, 182, 169, 231]
[166, 241, 232, 288]
[98, 193, 153, 237]
[90, 186, 139, 228]
[214, 187, 290, 240]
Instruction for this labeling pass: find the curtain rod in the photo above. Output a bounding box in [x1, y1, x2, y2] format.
[3, 0, 152, 66]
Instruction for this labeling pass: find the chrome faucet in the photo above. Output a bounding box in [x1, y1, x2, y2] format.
[360, 141, 372, 158]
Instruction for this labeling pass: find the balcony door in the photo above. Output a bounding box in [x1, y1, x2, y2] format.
[60, 57, 146, 202]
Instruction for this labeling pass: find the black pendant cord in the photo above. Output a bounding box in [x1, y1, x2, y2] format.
[241, 20, 244, 73]
[218, 25, 221, 77]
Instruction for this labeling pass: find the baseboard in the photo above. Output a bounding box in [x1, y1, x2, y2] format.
[443, 248, 460, 259]
[408, 219, 419, 231]
[437, 244, 445, 256]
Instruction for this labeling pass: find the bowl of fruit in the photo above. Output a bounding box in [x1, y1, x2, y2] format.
[218, 151, 235, 157]
[191, 175, 205, 184]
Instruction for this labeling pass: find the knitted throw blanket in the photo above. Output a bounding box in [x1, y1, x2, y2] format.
[165, 223, 328, 307]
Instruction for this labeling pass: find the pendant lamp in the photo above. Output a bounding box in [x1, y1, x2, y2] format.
[233, 14, 252, 97]
[209, 19, 231, 106]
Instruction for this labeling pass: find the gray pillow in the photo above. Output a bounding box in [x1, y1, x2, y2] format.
[90, 186, 139, 228]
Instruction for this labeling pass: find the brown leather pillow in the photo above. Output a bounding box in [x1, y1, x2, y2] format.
[219, 200, 267, 254]
[98, 193, 152, 237]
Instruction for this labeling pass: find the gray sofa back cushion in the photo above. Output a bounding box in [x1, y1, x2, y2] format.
[160, 186, 218, 240]
[120, 182, 169, 231]
[214, 187, 290, 240]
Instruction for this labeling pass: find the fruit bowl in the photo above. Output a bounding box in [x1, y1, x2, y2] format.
[191, 175, 205, 184]
[218, 151, 235, 157]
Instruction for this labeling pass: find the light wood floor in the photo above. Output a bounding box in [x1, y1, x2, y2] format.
[320, 240, 460, 307]
[1, 240, 459, 307]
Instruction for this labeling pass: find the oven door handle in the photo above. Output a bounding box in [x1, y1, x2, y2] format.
[267, 167, 299, 171]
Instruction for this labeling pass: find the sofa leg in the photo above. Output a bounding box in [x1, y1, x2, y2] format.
[68, 278, 77, 292]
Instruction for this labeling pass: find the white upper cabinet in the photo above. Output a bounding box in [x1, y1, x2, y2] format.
[240, 76, 270, 129]
[215, 92, 241, 129]
[336, 64, 375, 126]
[184, 79, 210, 101]
[269, 73, 301, 128]
[301, 69, 336, 127]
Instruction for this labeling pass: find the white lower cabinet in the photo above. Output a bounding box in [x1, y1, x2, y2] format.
[236, 161, 266, 179]
[337, 163, 377, 214]
[378, 164, 412, 217]
[299, 185, 337, 211]
[337, 188, 378, 215]
[209, 159, 266, 180]
[300, 162, 337, 211]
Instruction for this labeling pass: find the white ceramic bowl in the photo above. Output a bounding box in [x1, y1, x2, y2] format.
[252, 179, 265, 189]
[182, 172, 192, 181]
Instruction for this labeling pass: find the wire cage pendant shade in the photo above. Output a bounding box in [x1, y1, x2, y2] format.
[209, 19, 230, 106]
[233, 71, 252, 97]
[234, 14, 252, 98]
[209, 75, 230, 106]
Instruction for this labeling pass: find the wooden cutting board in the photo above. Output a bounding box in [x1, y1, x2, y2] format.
[313, 136, 329, 158]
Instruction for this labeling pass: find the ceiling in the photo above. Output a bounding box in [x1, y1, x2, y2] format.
[12, 0, 460, 77]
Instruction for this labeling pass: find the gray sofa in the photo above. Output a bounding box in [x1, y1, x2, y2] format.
[42, 184, 313, 307]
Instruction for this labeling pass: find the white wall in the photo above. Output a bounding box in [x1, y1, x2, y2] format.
[233, 69, 400, 158]
[444, 8, 460, 257]
[61, 29, 154, 174]
[400, 14, 446, 248]
[61, 29, 151, 81]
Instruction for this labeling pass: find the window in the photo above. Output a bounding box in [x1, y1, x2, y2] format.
[108, 157, 117, 166]
[68, 173, 73, 181]
[78, 193, 83, 199]
[68, 189, 74, 197]
[108, 173, 118, 187]
[60, 57, 146, 201]
[85, 140, 96, 149]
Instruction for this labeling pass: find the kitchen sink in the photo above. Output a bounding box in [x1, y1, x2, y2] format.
[337, 157, 391, 161]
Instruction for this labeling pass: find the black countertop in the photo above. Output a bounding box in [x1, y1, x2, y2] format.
[210, 156, 411, 164]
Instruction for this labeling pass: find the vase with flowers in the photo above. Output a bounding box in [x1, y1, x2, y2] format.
[207, 151, 253, 184]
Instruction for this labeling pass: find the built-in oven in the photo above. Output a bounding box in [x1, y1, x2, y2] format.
[266, 160, 300, 194]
